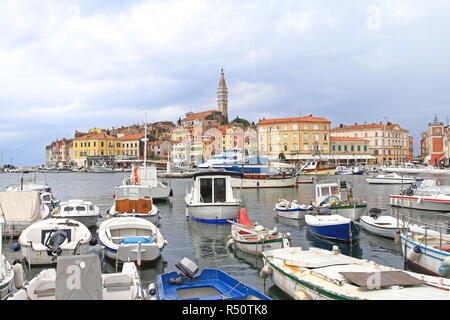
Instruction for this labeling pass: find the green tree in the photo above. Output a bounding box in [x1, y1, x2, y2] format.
[231, 116, 250, 127]
[278, 152, 286, 161]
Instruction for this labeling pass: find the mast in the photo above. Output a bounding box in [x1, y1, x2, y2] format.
[144, 112, 148, 179]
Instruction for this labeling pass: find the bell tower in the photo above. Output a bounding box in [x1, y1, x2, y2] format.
[217, 68, 228, 119]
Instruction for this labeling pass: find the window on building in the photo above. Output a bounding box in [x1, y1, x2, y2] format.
[338, 145, 341, 151]
[313, 124, 318, 130]
[324, 134, 328, 141]
[293, 124, 298, 130]
[351, 145, 354, 152]
[357, 145, 361, 152]
[303, 144, 308, 151]
[344, 145, 348, 152]
[364, 146, 367, 152]
[332, 145, 336, 151]
[304, 124, 308, 130]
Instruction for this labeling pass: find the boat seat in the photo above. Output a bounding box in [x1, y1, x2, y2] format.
[34, 282, 56, 298]
[103, 274, 133, 292]
[433, 245, 450, 252]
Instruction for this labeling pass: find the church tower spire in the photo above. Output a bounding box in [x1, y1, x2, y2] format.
[217, 68, 228, 120]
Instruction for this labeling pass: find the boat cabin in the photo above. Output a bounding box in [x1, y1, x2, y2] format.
[315, 180, 345, 204]
[191, 172, 241, 204]
[58, 200, 96, 215]
[114, 185, 153, 215]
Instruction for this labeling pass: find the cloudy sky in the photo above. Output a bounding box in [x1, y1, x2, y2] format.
[0, 0, 449, 166]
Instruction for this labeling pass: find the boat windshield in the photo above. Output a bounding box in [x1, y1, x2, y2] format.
[116, 187, 151, 200]
[200, 178, 213, 203]
[214, 178, 226, 203]
[199, 177, 228, 203]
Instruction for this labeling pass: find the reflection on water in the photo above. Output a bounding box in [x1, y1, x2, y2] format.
[1, 172, 450, 299]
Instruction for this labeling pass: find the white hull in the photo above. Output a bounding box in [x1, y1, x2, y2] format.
[186, 201, 241, 223]
[326, 205, 367, 221]
[389, 195, 450, 211]
[18, 218, 92, 265]
[98, 217, 166, 263]
[53, 214, 99, 228]
[110, 205, 159, 224]
[276, 209, 303, 220]
[0, 256, 14, 300]
[401, 235, 450, 277]
[366, 177, 415, 184]
[230, 176, 296, 189]
[360, 215, 404, 238]
[151, 185, 171, 200]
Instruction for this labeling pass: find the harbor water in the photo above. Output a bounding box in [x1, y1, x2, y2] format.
[1, 172, 450, 300]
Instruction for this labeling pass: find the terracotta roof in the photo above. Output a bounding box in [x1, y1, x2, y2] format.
[181, 110, 220, 122]
[258, 115, 330, 124]
[330, 137, 369, 142]
[75, 132, 115, 140]
[119, 133, 145, 140]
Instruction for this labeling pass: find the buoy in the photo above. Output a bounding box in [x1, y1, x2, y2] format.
[259, 265, 272, 279]
[438, 257, 450, 278]
[394, 230, 401, 245]
[12, 260, 24, 289]
[148, 283, 156, 295]
[226, 238, 234, 249]
[12, 243, 20, 252]
[294, 289, 312, 300]
[407, 245, 421, 262]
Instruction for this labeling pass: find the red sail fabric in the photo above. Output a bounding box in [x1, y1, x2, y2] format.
[238, 208, 254, 228]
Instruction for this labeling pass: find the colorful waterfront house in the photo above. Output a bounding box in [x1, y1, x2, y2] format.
[204, 127, 223, 156]
[257, 115, 331, 161]
[73, 131, 119, 167]
[329, 137, 374, 165]
[171, 138, 188, 163]
[331, 122, 409, 165]
[244, 126, 258, 156]
[119, 133, 145, 159]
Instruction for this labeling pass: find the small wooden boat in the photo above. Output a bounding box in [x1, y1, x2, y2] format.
[18, 218, 92, 265]
[109, 184, 159, 223]
[7, 254, 146, 300]
[155, 257, 271, 300]
[261, 246, 450, 300]
[53, 199, 101, 228]
[274, 199, 313, 219]
[305, 210, 360, 242]
[359, 209, 407, 238]
[97, 216, 167, 265]
[227, 208, 291, 256]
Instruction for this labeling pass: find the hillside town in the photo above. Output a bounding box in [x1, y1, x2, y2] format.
[40, 69, 449, 172]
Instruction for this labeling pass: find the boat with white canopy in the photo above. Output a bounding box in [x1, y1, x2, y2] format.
[0, 216, 14, 299]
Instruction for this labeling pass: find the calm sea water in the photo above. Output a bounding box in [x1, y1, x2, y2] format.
[1, 171, 450, 300]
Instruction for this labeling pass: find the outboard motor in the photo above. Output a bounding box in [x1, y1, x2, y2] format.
[369, 208, 382, 219]
[45, 230, 68, 260]
[404, 187, 414, 196]
[170, 257, 200, 284]
[85, 238, 105, 271]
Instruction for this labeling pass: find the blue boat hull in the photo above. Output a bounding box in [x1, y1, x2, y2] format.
[306, 222, 360, 242]
[157, 269, 271, 300]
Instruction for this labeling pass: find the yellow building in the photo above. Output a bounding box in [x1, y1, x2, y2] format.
[257, 115, 331, 161]
[73, 131, 121, 167]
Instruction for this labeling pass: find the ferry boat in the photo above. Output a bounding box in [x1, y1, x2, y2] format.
[185, 171, 243, 224]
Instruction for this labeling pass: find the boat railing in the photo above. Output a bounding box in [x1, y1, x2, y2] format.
[393, 210, 450, 249]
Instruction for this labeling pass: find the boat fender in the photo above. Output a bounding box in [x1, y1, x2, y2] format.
[255, 225, 265, 232]
[394, 230, 401, 245]
[12, 243, 20, 252]
[407, 245, 421, 262]
[226, 238, 234, 249]
[294, 289, 312, 300]
[282, 238, 290, 248]
[148, 283, 156, 295]
[259, 265, 272, 279]
[164, 240, 168, 246]
[12, 260, 24, 289]
[438, 257, 450, 278]
[185, 207, 189, 219]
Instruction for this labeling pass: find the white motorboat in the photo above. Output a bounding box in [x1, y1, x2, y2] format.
[227, 208, 291, 256]
[366, 173, 415, 184]
[109, 184, 159, 224]
[313, 180, 366, 221]
[91, 164, 114, 173]
[389, 179, 450, 211]
[274, 199, 313, 220]
[359, 209, 407, 239]
[7, 254, 146, 300]
[298, 160, 336, 175]
[0, 191, 50, 237]
[185, 171, 243, 224]
[18, 218, 92, 265]
[53, 199, 101, 228]
[261, 246, 450, 300]
[0, 216, 14, 300]
[97, 216, 167, 265]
